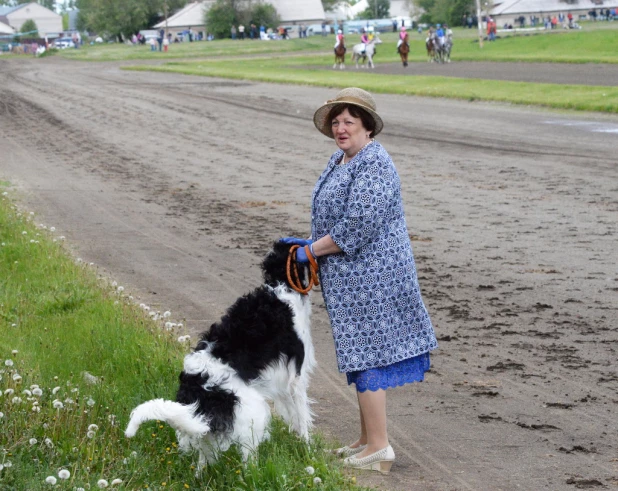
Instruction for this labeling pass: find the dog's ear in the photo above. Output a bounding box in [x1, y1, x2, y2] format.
[262, 241, 307, 288]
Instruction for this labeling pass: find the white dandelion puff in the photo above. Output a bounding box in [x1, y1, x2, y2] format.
[58, 469, 70, 480]
[131, 451, 138, 457]
[52, 386, 61, 394]
[0, 412, 4, 419]
[97, 479, 109, 488]
[111, 479, 123, 485]
[112, 281, 117, 287]
[29, 438, 38, 445]
[305, 466, 315, 475]
[313, 477, 322, 485]
[45, 476, 57, 485]
[5, 388, 15, 395]
[11, 397, 22, 404]
[22, 231, 27, 235]
[32, 405, 41, 412]
[23, 389, 32, 396]
[163, 311, 171, 318]
[82, 371, 101, 385]
[87, 430, 96, 438]
[87, 397, 95, 407]
[4, 359, 13, 367]
[44, 438, 54, 448]
[88, 424, 99, 431]
[11, 350, 18, 355]
[4, 462, 11, 468]
[117, 286, 124, 292]
[50, 227, 56, 232]
[53, 400, 64, 409]
[12, 373, 22, 382]
[33, 388, 43, 396]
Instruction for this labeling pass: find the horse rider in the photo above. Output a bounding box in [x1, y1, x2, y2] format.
[425, 25, 435, 43]
[360, 28, 369, 54]
[396, 25, 407, 52]
[436, 24, 445, 48]
[367, 26, 377, 54]
[444, 23, 453, 42]
[334, 29, 345, 54]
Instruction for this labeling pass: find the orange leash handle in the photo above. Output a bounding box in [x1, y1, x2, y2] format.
[286, 245, 319, 295]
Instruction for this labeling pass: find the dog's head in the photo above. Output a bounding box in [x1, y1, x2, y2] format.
[261, 241, 309, 289]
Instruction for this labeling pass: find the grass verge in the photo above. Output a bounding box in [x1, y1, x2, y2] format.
[0, 188, 368, 490]
[126, 57, 618, 113]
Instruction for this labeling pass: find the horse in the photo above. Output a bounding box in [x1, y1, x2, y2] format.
[443, 38, 452, 63]
[425, 34, 442, 63]
[333, 42, 346, 70]
[351, 36, 382, 69]
[397, 33, 410, 67]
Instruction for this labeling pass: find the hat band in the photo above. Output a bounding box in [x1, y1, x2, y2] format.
[325, 96, 375, 112]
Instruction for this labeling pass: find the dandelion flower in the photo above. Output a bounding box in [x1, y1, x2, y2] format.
[45, 476, 57, 485]
[82, 371, 101, 385]
[112, 281, 117, 287]
[58, 469, 70, 479]
[12, 373, 22, 382]
[32, 405, 41, 412]
[44, 438, 54, 448]
[0, 412, 4, 419]
[87, 397, 95, 407]
[165, 322, 173, 330]
[163, 311, 171, 318]
[33, 388, 43, 396]
[87, 431, 96, 438]
[305, 466, 315, 475]
[23, 389, 32, 396]
[11, 397, 22, 404]
[52, 386, 61, 394]
[131, 451, 138, 457]
[4, 388, 14, 395]
[76, 488, 86, 491]
[11, 350, 18, 355]
[50, 227, 56, 232]
[313, 477, 322, 485]
[111, 479, 123, 485]
[53, 400, 64, 409]
[29, 438, 38, 445]
[88, 424, 99, 431]
[4, 462, 11, 468]
[117, 286, 124, 292]
[4, 359, 13, 367]
[97, 479, 109, 488]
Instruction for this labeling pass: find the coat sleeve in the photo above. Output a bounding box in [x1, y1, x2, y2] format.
[329, 158, 396, 255]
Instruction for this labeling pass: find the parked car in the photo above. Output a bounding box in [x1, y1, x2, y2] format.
[54, 37, 75, 49]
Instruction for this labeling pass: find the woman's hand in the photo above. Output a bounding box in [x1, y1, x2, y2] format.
[294, 246, 311, 263]
[279, 237, 313, 247]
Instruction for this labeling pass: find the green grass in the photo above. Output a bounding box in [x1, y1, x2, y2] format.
[58, 26, 618, 64]
[0, 189, 369, 490]
[126, 55, 618, 113]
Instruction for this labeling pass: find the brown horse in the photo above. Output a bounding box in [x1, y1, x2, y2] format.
[398, 33, 410, 67]
[333, 42, 346, 70]
[426, 35, 441, 63]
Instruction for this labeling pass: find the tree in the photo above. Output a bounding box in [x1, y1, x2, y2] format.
[413, 0, 474, 25]
[76, 0, 187, 39]
[359, 0, 390, 19]
[20, 19, 38, 36]
[250, 3, 279, 30]
[205, 0, 237, 39]
[321, 0, 340, 12]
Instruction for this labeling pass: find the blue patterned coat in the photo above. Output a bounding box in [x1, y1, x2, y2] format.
[311, 140, 437, 373]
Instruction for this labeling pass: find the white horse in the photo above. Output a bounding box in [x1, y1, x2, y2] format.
[351, 36, 383, 69]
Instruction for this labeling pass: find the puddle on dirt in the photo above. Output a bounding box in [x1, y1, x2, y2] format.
[544, 120, 618, 134]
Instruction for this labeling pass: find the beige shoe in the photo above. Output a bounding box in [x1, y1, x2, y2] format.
[343, 445, 395, 474]
[332, 444, 367, 458]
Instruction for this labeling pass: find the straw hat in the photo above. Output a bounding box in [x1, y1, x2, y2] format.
[313, 87, 384, 139]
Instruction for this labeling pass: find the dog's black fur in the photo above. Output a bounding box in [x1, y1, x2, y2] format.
[126, 241, 315, 465]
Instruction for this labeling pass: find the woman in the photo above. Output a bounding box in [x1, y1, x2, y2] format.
[282, 88, 437, 474]
[333, 29, 344, 54]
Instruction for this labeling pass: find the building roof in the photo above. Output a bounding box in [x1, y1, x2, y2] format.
[154, 1, 210, 29]
[0, 19, 14, 34]
[492, 0, 618, 15]
[155, 0, 325, 29]
[269, 0, 325, 22]
[0, 6, 22, 16]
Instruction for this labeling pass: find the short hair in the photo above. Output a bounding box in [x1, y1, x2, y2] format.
[327, 103, 377, 138]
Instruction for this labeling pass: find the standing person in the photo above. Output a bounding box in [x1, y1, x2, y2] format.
[158, 28, 165, 51]
[163, 36, 169, 52]
[281, 87, 438, 474]
[149, 36, 156, 51]
[238, 24, 245, 40]
[231, 25, 237, 40]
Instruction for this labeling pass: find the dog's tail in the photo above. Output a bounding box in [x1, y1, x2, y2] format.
[125, 399, 210, 438]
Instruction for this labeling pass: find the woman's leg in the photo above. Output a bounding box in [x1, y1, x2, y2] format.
[354, 388, 389, 457]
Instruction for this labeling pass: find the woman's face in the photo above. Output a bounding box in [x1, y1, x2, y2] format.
[331, 108, 370, 158]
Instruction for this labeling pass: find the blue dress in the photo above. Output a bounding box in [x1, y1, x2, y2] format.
[311, 140, 437, 390]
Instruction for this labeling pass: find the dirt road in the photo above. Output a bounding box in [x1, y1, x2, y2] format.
[1, 57, 617, 491]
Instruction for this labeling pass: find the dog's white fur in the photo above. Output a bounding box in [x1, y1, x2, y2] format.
[125, 284, 315, 467]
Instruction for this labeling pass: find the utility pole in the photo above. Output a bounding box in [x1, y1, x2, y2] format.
[164, 0, 168, 40]
[475, 0, 483, 48]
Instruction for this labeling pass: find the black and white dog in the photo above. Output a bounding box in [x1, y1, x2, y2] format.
[125, 241, 315, 467]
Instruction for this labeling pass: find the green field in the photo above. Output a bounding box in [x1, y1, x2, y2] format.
[54, 25, 618, 114]
[0, 188, 369, 490]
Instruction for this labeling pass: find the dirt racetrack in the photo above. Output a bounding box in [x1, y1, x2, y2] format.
[1, 57, 617, 491]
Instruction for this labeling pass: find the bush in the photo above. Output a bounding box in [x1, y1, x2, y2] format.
[20, 19, 38, 37]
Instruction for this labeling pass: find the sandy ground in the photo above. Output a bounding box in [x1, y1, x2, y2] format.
[1, 57, 617, 491]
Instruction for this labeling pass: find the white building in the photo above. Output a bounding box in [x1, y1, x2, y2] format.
[154, 0, 325, 35]
[0, 2, 62, 38]
[490, 0, 618, 24]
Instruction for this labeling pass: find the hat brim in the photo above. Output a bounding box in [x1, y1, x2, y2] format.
[313, 100, 384, 139]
